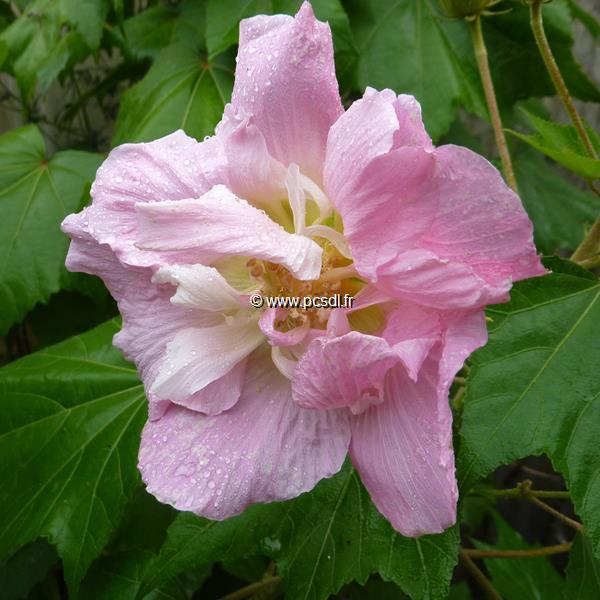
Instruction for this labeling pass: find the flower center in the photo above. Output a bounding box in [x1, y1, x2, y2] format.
[247, 241, 362, 330]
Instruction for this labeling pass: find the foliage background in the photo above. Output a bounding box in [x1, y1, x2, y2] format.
[0, 0, 599, 598]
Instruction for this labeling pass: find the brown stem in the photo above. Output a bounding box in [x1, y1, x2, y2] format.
[529, 0, 598, 161]
[463, 543, 572, 559]
[218, 576, 282, 600]
[459, 549, 503, 600]
[469, 15, 519, 193]
[572, 217, 600, 264]
[486, 487, 570, 500]
[527, 495, 582, 531]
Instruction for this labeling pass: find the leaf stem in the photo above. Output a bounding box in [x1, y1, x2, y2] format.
[459, 549, 502, 600]
[572, 217, 600, 264]
[218, 576, 282, 600]
[528, 0, 598, 161]
[527, 495, 582, 531]
[462, 543, 572, 559]
[469, 14, 519, 193]
[485, 487, 570, 500]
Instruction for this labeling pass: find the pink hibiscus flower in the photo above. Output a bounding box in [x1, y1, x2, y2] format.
[62, 2, 544, 536]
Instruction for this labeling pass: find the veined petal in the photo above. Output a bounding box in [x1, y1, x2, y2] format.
[349, 355, 457, 537]
[232, 2, 343, 182]
[375, 249, 488, 310]
[292, 331, 400, 414]
[178, 358, 248, 416]
[62, 213, 221, 420]
[383, 304, 441, 381]
[77, 130, 228, 269]
[325, 90, 543, 308]
[259, 308, 310, 347]
[138, 347, 350, 519]
[153, 263, 245, 312]
[420, 145, 546, 287]
[150, 315, 265, 404]
[135, 184, 323, 280]
[221, 108, 288, 207]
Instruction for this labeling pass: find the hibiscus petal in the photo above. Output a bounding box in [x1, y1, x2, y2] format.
[62, 213, 221, 420]
[349, 356, 457, 537]
[220, 109, 287, 207]
[81, 130, 228, 268]
[138, 347, 350, 519]
[135, 184, 323, 280]
[420, 145, 546, 286]
[375, 249, 489, 310]
[325, 90, 544, 307]
[259, 308, 309, 347]
[383, 303, 441, 381]
[232, 2, 343, 182]
[153, 263, 245, 312]
[292, 331, 400, 414]
[150, 315, 265, 404]
[178, 358, 248, 416]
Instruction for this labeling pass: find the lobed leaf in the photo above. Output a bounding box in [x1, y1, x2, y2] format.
[458, 261, 600, 557]
[0, 125, 102, 335]
[0, 319, 146, 596]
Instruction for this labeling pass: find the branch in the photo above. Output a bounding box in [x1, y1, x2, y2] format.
[218, 576, 282, 600]
[459, 549, 502, 600]
[462, 543, 572, 559]
[468, 14, 518, 193]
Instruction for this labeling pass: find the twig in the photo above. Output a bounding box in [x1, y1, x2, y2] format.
[469, 14, 518, 193]
[459, 549, 502, 600]
[527, 495, 582, 531]
[462, 543, 572, 559]
[218, 576, 282, 600]
[528, 0, 598, 161]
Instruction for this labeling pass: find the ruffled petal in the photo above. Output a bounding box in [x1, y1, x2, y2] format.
[259, 308, 309, 347]
[153, 263, 246, 312]
[349, 310, 488, 537]
[220, 108, 287, 207]
[232, 2, 343, 182]
[62, 213, 221, 420]
[325, 90, 544, 309]
[419, 145, 546, 287]
[135, 184, 323, 280]
[349, 356, 457, 537]
[80, 130, 228, 268]
[175, 358, 248, 416]
[292, 331, 400, 414]
[382, 303, 441, 381]
[150, 315, 265, 404]
[375, 249, 491, 310]
[138, 347, 350, 519]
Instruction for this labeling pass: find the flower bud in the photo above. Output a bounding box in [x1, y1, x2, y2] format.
[438, 0, 495, 18]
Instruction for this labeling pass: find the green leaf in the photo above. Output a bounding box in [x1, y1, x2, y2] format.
[117, 4, 181, 60]
[0, 319, 146, 596]
[343, 0, 477, 140]
[112, 2, 234, 145]
[565, 533, 600, 599]
[566, 0, 600, 41]
[514, 149, 599, 254]
[139, 464, 458, 600]
[0, 540, 58, 600]
[0, 0, 108, 96]
[508, 111, 600, 179]
[457, 266, 600, 557]
[275, 465, 458, 600]
[0, 125, 102, 335]
[474, 514, 564, 600]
